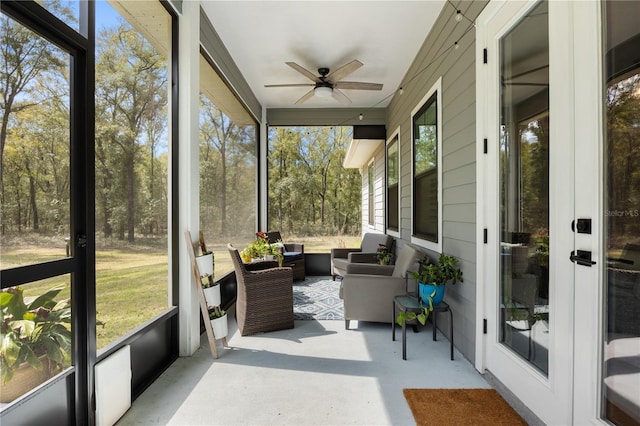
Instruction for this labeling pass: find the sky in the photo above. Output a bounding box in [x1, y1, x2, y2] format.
[95, 1, 121, 31]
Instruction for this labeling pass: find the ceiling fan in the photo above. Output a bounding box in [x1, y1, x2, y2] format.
[264, 60, 383, 105]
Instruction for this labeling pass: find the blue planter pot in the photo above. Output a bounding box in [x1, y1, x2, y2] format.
[418, 282, 445, 306]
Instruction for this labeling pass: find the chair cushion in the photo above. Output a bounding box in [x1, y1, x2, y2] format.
[360, 233, 394, 253]
[333, 258, 349, 276]
[283, 251, 303, 261]
[392, 244, 426, 277]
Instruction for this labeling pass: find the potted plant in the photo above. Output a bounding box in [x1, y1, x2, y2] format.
[0, 285, 72, 402]
[376, 244, 394, 265]
[240, 236, 268, 262]
[195, 250, 214, 278]
[241, 232, 284, 265]
[414, 253, 463, 305]
[195, 249, 220, 307]
[263, 242, 284, 266]
[208, 306, 227, 339]
[202, 277, 221, 308]
[396, 253, 463, 326]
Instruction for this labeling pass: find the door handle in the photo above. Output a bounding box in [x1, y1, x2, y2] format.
[571, 218, 592, 234]
[570, 250, 596, 267]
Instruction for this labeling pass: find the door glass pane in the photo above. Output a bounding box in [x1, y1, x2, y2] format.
[387, 137, 399, 231]
[1, 276, 72, 405]
[36, 0, 80, 33]
[603, 1, 640, 423]
[499, 0, 549, 375]
[0, 13, 71, 267]
[94, 1, 171, 350]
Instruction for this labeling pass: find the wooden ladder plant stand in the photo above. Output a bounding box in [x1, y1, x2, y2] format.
[185, 230, 228, 358]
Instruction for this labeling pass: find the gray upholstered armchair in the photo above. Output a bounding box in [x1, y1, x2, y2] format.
[331, 233, 394, 280]
[339, 243, 427, 329]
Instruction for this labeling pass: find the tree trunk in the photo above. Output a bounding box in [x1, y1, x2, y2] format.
[220, 146, 227, 236]
[126, 154, 135, 242]
[29, 175, 39, 231]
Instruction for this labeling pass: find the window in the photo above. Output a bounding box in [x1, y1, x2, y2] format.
[368, 160, 375, 226]
[412, 79, 442, 250]
[200, 54, 258, 277]
[94, 1, 172, 350]
[386, 133, 399, 233]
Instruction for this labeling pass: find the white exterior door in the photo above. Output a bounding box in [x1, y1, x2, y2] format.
[477, 1, 609, 424]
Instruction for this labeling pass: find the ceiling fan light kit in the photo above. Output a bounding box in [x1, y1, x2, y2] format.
[314, 86, 333, 98]
[265, 59, 383, 105]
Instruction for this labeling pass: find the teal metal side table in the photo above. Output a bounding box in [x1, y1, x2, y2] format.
[392, 294, 454, 360]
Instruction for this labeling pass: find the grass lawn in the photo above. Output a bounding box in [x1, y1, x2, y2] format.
[1, 233, 361, 348]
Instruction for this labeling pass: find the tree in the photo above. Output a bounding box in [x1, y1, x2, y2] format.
[606, 75, 640, 243]
[95, 25, 167, 242]
[267, 126, 360, 236]
[0, 13, 66, 234]
[199, 96, 257, 239]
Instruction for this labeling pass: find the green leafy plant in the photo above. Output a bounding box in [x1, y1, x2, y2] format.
[208, 306, 226, 319]
[398, 299, 433, 326]
[241, 232, 284, 264]
[411, 254, 463, 286]
[534, 228, 549, 267]
[0, 285, 72, 384]
[376, 244, 394, 265]
[396, 253, 463, 326]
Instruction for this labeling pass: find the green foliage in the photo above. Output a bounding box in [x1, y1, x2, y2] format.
[240, 232, 284, 264]
[398, 254, 463, 327]
[411, 253, 463, 286]
[376, 244, 394, 265]
[2, 15, 169, 243]
[395, 298, 433, 327]
[199, 95, 257, 241]
[208, 307, 226, 319]
[0, 285, 71, 384]
[267, 126, 361, 236]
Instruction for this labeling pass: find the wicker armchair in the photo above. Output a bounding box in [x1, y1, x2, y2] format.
[228, 243, 294, 336]
[261, 231, 305, 281]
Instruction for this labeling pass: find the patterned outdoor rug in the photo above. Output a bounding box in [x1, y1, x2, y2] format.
[293, 276, 344, 320]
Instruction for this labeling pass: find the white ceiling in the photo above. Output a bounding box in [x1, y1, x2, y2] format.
[200, 1, 446, 109]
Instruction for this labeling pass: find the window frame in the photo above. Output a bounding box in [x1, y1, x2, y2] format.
[386, 128, 400, 237]
[411, 77, 442, 253]
[367, 158, 375, 227]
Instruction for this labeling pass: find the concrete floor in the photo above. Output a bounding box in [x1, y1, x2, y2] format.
[117, 314, 490, 426]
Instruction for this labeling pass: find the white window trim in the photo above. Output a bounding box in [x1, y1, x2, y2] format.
[367, 158, 376, 229]
[386, 127, 401, 238]
[410, 77, 443, 253]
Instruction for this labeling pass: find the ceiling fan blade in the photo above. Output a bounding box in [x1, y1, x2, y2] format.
[294, 89, 316, 105]
[331, 88, 352, 105]
[286, 62, 320, 82]
[334, 81, 383, 91]
[264, 83, 315, 88]
[326, 60, 363, 83]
